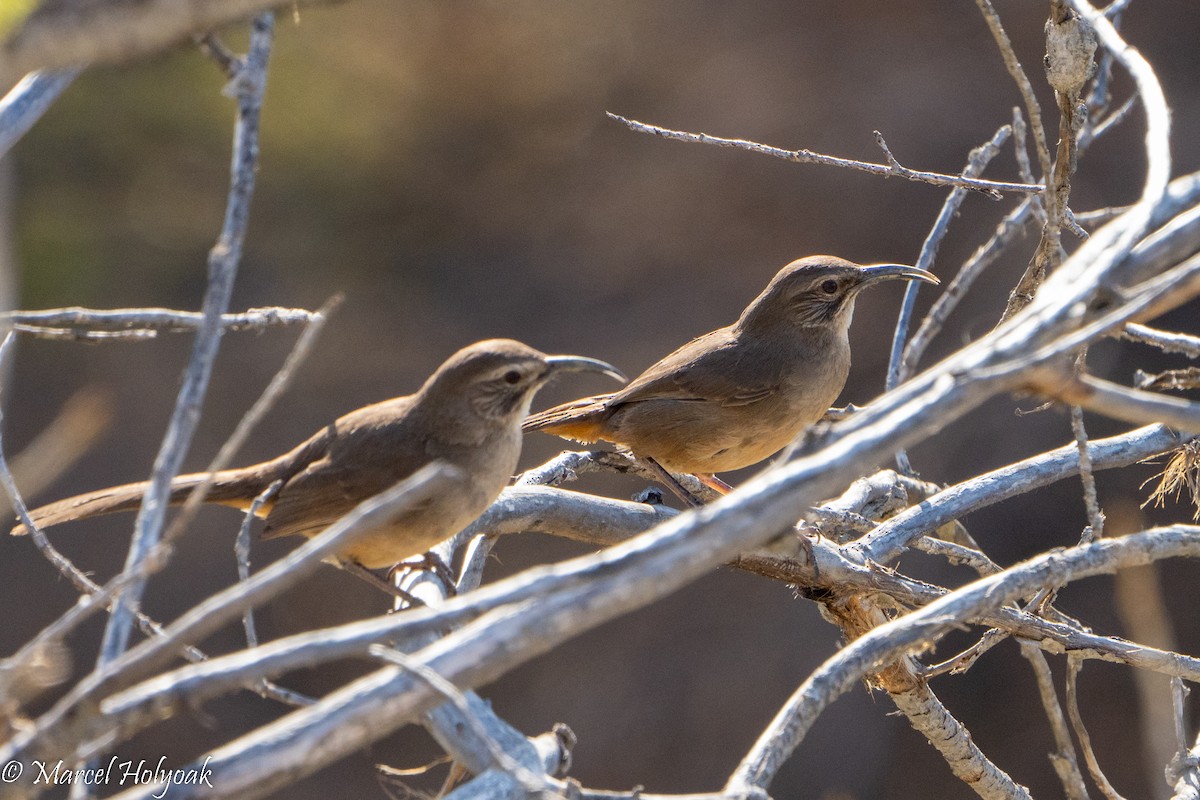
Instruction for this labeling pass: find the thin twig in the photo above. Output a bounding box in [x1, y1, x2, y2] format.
[728, 527, 1200, 794]
[1066, 658, 1130, 800]
[237, 482, 282, 649]
[923, 629, 1008, 678]
[0, 69, 80, 158]
[162, 293, 339, 544]
[1032, 367, 1200, 436]
[98, 13, 277, 664]
[1124, 324, 1200, 359]
[1072, 354, 1106, 542]
[0, 306, 319, 338]
[1018, 643, 1090, 800]
[973, 0, 1060, 319]
[607, 113, 1042, 198]
[368, 646, 544, 795]
[858, 424, 1180, 564]
[889, 124, 1013, 472]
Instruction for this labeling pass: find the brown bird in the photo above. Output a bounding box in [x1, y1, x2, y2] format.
[12, 339, 623, 570]
[524, 256, 937, 496]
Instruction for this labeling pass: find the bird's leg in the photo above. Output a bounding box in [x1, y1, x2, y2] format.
[339, 560, 425, 607]
[389, 552, 458, 596]
[639, 457, 705, 508]
[694, 473, 733, 494]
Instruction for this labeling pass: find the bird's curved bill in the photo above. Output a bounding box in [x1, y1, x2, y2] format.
[859, 263, 940, 285]
[545, 355, 627, 384]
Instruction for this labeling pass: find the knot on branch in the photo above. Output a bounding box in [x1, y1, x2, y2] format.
[1044, 8, 1097, 96]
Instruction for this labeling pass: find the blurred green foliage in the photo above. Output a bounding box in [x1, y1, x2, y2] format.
[0, 0, 36, 40]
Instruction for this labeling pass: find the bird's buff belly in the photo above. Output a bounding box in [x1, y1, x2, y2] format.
[611, 401, 812, 474]
[337, 476, 497, 570]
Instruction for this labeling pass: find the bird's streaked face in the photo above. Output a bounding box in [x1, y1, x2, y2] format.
[426, 341, 623, 421]
[740, 256, 939, 330]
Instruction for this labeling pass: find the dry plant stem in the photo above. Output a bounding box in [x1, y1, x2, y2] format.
[1066, 658, 1130, 800]
[1125, 324, 1200, 358]
[913, 537, 1002, 576]
[18, 168, 1200, 790]
[1072, 401, 1105, 541]
[1077, 205, 1134, 226]
[236, 483, 281, 649]
[3, 296, 329, 710]
[1115, 558, 1180, 800]
[1, 464, 459, 772]
[1035, 368, 1200, 435]
[1018, 642, 1089, 800]
[0, 69, 78, 157]
[1061, 0, 1173, 258]
[889, 678, 1029, 800]
[0, 305, 319, 338]
[1072, 350, 1106, 541]
[368, 645, 545, 796]
[973, 0, 1060, 319]
[98, 13, 275, 665]
[1013, 107, 1047, 223]
[889, 124, 1012, 472]
[727, 526, 1200, 794]
[445, 731, 570, 800]
[819, 592, 1028, 800]
[196, 33, 241, 79]
[903, 95, 1135, 375]
[0, 0, 292, 85]
[1173, 678, 1189, 763]
[607, 113, 1042, 198]
[923, 629, 1008, 678]
[161, 294, 338, 544]
[393, 512, 575, 797]
[64, 484, 1200, 772]
[859, 424, 1180, 564]
[890, 124, 1012, 390]
[1170, 680, 1200, 800]
[905, 199, 1036, 372]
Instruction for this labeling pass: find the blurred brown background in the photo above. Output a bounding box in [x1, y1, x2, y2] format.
[3, 1, 1200, 797]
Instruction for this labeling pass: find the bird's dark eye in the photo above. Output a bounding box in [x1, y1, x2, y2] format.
[820, 279, 839, 294]
[503, 370, 522, 385]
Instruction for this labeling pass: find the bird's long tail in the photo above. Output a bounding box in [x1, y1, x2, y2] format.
[9, 468, 275, 536]
[522, 394, 614, 443]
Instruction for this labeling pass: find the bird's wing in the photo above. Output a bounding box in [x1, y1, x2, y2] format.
[608, 328, 778, 409]
[261, 398, 429, 540]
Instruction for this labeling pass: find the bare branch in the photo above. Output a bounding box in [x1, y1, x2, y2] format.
[1071, 356, 1106, 543]
[606, 113, 1043, 198]
[889, 124, 1013, 472]
[98, 13, 276, 664]
[1124, 324, 1200, 358]
[1033, 369, 1200, 435]
[858, 424, 1181, 564]
[1018, 643, 1089, 800]
[1, 463, 460, 770]
[728, 526, 1200, 794]
[0, 305, 321, 339]
[1067, 658, 1130, 800]
[0, 68, 77, 158]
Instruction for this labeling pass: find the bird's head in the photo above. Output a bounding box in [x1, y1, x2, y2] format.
[737, 255, 939, 332]
[422, 339, 625, 423]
